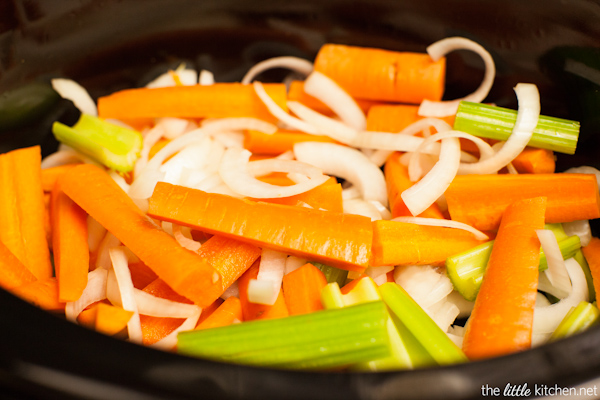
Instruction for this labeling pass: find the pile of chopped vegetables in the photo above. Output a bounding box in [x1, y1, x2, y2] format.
[2, 36, 600, 371]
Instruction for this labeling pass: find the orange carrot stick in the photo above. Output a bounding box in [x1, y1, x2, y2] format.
[79, 302, 134, 336]
[462, 197, 547, 360]
[0, 239, 36, 290]
[582, 237, 600, 300]
[11, 277, 65, 312]
[282, 263, 328, 316]
[128, 259, 159, 290]
[511, 147, 556, 174]
[244, 129, 338, 155]
[59, 164, 223, 307]
[313, 44, 446, 104]
[445, 173, 600, 231]
[51, 181, 89, 302]
[238, 260, 289, 321]
[196, 296, 243, 329]
[366, 104, 455, 132]
[97, 83, 288, 124]
[370, 220, 486, 267]
[0, 146, 52, 280]
[148, 182, 373, 271]
[196, 298, 224, 326]
[384, 152, 444, 219]
[255, 176, 343, 213]
[41, 164, 78, 192]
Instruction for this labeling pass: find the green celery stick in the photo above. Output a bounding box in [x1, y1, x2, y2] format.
[453, 101, 580, 154]
[575, 250, 596, 303]
[447, 235, 582, 301]
[379, 282, 468, 366]
[550, 301, 600, 341]
[52, 114, 142, 172]
[312, 262, 349, 287]
[177, 301, 390, 370]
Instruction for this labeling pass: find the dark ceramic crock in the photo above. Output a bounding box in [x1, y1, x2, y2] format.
[1, 0, 600, 399]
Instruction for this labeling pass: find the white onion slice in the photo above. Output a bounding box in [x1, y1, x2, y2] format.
[429, 301, 460, 333]
[212, 131, 245, 148]
[150, 307, 202, 351]
[537, 229, 573, 296]
[458, 83, 540, 175]
[343, 199, 382, 221]
[366, 149, 393, 167]
[87, 216, 106, 253]
[369, 200, 392, 220]
[284, 256, 308, 275]
[51, 78, 98, 116]
[247, 158, 325, 179]
[241, 56, 313, 84]
[401, 137, 461, 216]
[294, 142, 388, 206]
[287, 100, 358, 144]
[156, 117, 193, 140]
[146, 65, 197, 88]
[219, 147, 328, 198]
[391, 216, 489, 241]
[446, 291, 474, 319]
[562, 220, 592, 247]
[199, 69, 215, 85]
[303, 71, 366, 131]
[533, 257, 588, 334]
[132, 289, 200, 318]
[418, 37, 496, 117]
[248, 249, 287, 305]
[173, 224, 201, 253]
[65, 268, 108, 322]
[95, 232, 121, 270]
[253, 82, 318, 134]
[109, 247, 142, 344]
[134, 125, 166, 178]
[394, 265, 454, 310]
[364, 265, 394, 286]
[40, 148, 99, 169]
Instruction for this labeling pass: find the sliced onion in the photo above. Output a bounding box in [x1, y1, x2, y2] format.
[199, 69, 215, 85]
[287, 100, 358, 144]
[446, 291, 474, 319]
[134, 125, 166, 178]
[109, 170, 130, 193]
[241, 56, 313, 84]
[391, 216, 488, 241]
[221, 281, 239, 300]
[284, 256, 308, 275]
[247, 158, 324, 179]
[87, 216, 106, 253]
[128, 169, 165, 199]
[401, 137, 461, 216]
[51, 78, 98, 116]
[563, 220, 592, 247]
[418, 37, 496, 117]
[248, 249, 287, 305]
[365, 149, 393, 167]
[253, 82, 318, 134]
[369, 200, 392, 220]
[343, 199, 382, 221]
[294, 142, 388, 206]
[364, 265, 394, 286]
[303, 71, 366, 131]
[40, 148, 98, 169]
[146, 65, 197, 88]
[150, 307, 202, 351]
[394, 265, 454, 309]
[219, 147, 328, 198]
[133, 289, 200, 318]
[342, 185, 361, 201]
[537, 229, 572, 295]
[95, 232, 121, 270]
[458, 83, 540, 175]
[65, 268, 108, 322]
[109, 247, 142, 343]
[533, 257, 588, 334]
[156, 117, 194, 140]
[212, 131, 245, 148]
[428, 301, 460, 333]
[173, 224, 201, 253]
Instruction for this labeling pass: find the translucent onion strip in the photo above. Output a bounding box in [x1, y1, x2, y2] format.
[562, 220, 592, 247]
[294, 142, 388, 206]
[241, 56, 313, 84]
[343, 199, 382, 221]
[458, 83, 540, 175]
[133, 289, 201, 318]
[418, 37, 496, 117]
[51, 78, 98, 116]
[248, 249, 287, 305]
[246, 158, 325, 179]
[65, 268, 108, 322]
[109, 247, 142, 344]
[219, 147, 328, 198]
[392, 216, 489, 241]
[287, 100, 358, 144]
[150, 307, 202, 351]
[303, 71, 366, 131]
[536, 229, 573, 295]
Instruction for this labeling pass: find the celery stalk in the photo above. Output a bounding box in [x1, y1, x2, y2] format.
[550, 301, 600, 341]
[453, 101, 580, 154]
[177, 301, 390, 370]
[52, 114, 142, 172]
[575, 250, 596, 303]
[379, 282, 468, 366]
[312, 262, 349, 287]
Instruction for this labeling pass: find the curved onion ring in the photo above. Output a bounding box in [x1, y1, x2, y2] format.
[303, 71, 366, 131]
[241, 56, 313, 84]
[248, 249, 287, 305]
[418, 37, 496, 117]
[51, 78, 98, 116]
[287, 100, 358, 145]
[294, 142, 388, 206]
[392, 216, 489, 241]
[343, 199, 383, 221]
[109, 247, 142, 343]
[65, 268, 108, 322]
[537, 229, 572, 295]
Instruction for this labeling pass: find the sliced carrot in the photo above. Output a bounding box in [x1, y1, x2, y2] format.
[51, 181, 89, 302]
[255, 172, 297, 186]
[255, 176, 344, 213]
[582, 237, 600, 300]
[11, 277, 65, 312]
[59, 164, 223, 307]
[511, 147, 556, 174]
[366, 104, 455, 132]
[196, 298, 224, 326]
[196, 296, 243, 329]
[370, 220, 485, 267]
[128, 259, 159, 290]
[462, 197, 547, 360]
[340, 277, 363, 295]
[238, 260, 289, 321]
[313, 44, 445, 104]
[196, 234, 262, 292]
[41, 164, 78, 192]
[77, 303, 99, 329]
[244, 129, 338, 155]
[0, 146, 52, 280]
[384, 152, 444, 219]
[0, 239, 36, 291]
[445, 173, 600, 231]
[95, 302, 135, 336]
[97, 83, 288, 124]
[149, 138, 170, 160]
[148, 182, 373, 271]
[282, 263, 328, 316]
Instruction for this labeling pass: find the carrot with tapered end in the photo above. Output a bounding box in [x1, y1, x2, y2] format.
[11, 277, 65, 312]
[366, 104, 455, 132]
[41, 164, 78, 192]
[582, 237, 600, 300]
[255, 177, 343, 213]
[0, 239, 36, 291]
[238, 260, 289, 321]
[51, 181, 89, 302]
[371, 220, 485, 267]
[97, 83, 287, 124]
[282, 263, 328, 316]
[148, 182, 373, 271]
[287, 81, 384, 115]
[244, 129, 338, 155]
[79, 302, 134, 336]
[197, 235, 261, 292]
[196, 296, 243, 330]
[59, 164, 223, 307]
[196, 298, 224, 326]
[511, 147, 556, 174]
[462, 197, 547, 360]
[313, 44, 446, 104]
[0, 146, 52, 280]
[384, 152, 444, 219]
[445, 174, 600, 231]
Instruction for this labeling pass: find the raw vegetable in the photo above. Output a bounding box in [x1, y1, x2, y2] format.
[0, 239, 36, 291]
[582, 237, 600, 302]
[549, 301, 600, 341]
[243, 129, 337, 155]
[282, 263, 328, 316]
[196, 296, 242, 330]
